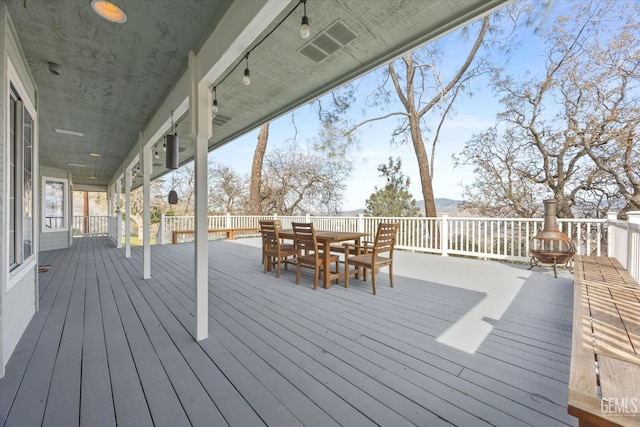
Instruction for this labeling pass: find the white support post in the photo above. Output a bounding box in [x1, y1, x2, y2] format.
[68, 171, 74, 247]
[607, 212, 618, 256]
[142, 134, 151, 279]
[441, 214, 449, 257]
[626, 211, 640, 281]
[357, 213, 364, 233]
[116, 177, 122, 248]
[125, 167, 132, 258]
[190, 51, 211, 341]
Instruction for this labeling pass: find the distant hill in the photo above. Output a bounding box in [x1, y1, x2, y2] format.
[339, 198, 465, 216]
[417, 198, 465, 216]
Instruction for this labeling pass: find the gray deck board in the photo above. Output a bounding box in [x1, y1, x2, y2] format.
[80, 239, 117, 427]
[4, 241, 82, 427]
[1, 237, 578, 427]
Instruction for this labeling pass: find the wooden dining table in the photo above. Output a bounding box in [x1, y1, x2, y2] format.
[278, 229, 369, 289]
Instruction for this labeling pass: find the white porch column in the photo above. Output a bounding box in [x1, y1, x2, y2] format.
[142, 133, 151, 279]
[107, 184, 115, 241]
[190, 51, 212, 341]
[116, 177, 123, 248]
[125, 167, 132, 258]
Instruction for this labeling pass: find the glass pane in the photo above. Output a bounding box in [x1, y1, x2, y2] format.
[9, 96, 16, 266]
[45, 181, 65, 230]
[23, 110, 33, 258]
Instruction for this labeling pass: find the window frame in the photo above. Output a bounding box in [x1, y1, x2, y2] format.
[8, 84, 36, 273]
[42, 177, 69, 233]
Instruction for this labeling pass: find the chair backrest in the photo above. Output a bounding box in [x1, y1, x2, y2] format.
[373, 222, 399, 255]
[292, 222, 318, 255]
[260, 220, 279, 249]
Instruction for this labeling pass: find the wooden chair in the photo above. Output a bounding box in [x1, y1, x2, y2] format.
[343, 222, 399, 295]
[292, 222, 340, 290]
[260, 219, 282, 265]
[260, 220, 296, 278]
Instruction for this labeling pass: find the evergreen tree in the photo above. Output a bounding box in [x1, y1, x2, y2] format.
[365, 157, 420, 217]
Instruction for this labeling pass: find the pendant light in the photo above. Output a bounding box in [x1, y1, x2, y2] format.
[300, 0, 310, 39]
[212, 86, 219, 116]
[165, 110, 179, 169]
[242, 52, 251, 86]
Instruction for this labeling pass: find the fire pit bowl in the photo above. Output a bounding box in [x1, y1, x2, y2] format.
[529, 199, 576, 277]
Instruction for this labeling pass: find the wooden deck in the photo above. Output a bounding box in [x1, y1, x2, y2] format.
[1, 237, 578, 426]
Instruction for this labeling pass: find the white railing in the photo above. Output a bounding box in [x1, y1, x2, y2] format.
[157, 213, 606, 258]
[73, 215, 110, 236]
[81, 211, 640, 283]
[607, 212, 640, 282]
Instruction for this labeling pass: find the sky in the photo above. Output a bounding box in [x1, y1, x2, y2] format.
[209, 1, 552, 212]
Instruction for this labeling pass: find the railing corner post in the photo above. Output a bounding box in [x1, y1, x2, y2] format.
[441, 214, 449, 257]
[626, 211, 640, 281]
[226, 212, 232, 229]
[606, 212, 618, 256]
[357, 213, 364, 233]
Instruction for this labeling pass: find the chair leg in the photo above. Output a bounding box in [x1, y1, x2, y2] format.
[371, 270, 377, 295]
[344, 259, 350, 288]
[276, 255, 281, 278]
[313, 265, 320, 290]
[389, 263, 394, 287]
[296, 261, 301, 284]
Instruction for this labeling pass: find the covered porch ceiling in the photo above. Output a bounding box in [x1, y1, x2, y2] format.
[5, 0, 510, 191]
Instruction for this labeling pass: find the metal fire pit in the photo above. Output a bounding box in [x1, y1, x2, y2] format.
[529, 199, 576, 277]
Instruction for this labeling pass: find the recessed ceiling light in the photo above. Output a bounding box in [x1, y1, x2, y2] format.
[91, 0, 127, 23]
[68, 163, 86, 167]
[89, 153, 101, 157]
[54, 128, 84, 137]
[89, 176, 97, 180]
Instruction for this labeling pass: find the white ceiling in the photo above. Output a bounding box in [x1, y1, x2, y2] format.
[4, 0, 510, 190]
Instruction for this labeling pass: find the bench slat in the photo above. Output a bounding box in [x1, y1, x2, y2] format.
[568, 255, 640, 426]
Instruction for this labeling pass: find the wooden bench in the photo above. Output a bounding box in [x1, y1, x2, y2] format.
[568, 255, 640, 426]
[171, 227, 260, 244]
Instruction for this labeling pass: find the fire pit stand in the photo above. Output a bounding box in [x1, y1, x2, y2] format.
[528, 199, 576, 278]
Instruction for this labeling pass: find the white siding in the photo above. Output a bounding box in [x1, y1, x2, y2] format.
[1, 4, 39, 378]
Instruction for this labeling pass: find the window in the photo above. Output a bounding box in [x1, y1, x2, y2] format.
[9, 86, 35, 270]
[42, 178, 68, 232]
[23, 106, 34, 258]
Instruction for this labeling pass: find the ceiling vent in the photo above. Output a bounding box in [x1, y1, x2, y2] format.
[298, 20, 357, 63]
[213, 114, 231, 126]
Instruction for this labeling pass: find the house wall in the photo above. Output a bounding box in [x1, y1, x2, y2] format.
[39, 165, 73, 251]
[1, 5, 39, 378]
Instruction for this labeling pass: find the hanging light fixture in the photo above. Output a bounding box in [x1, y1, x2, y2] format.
[90, 0, 127, 23]
[154, 145, 159, 160]
[242, 52, 251, 86]
[165, 110, 179, 169]
[300, 0, 310, 39]
[212, 86, 219, 116]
